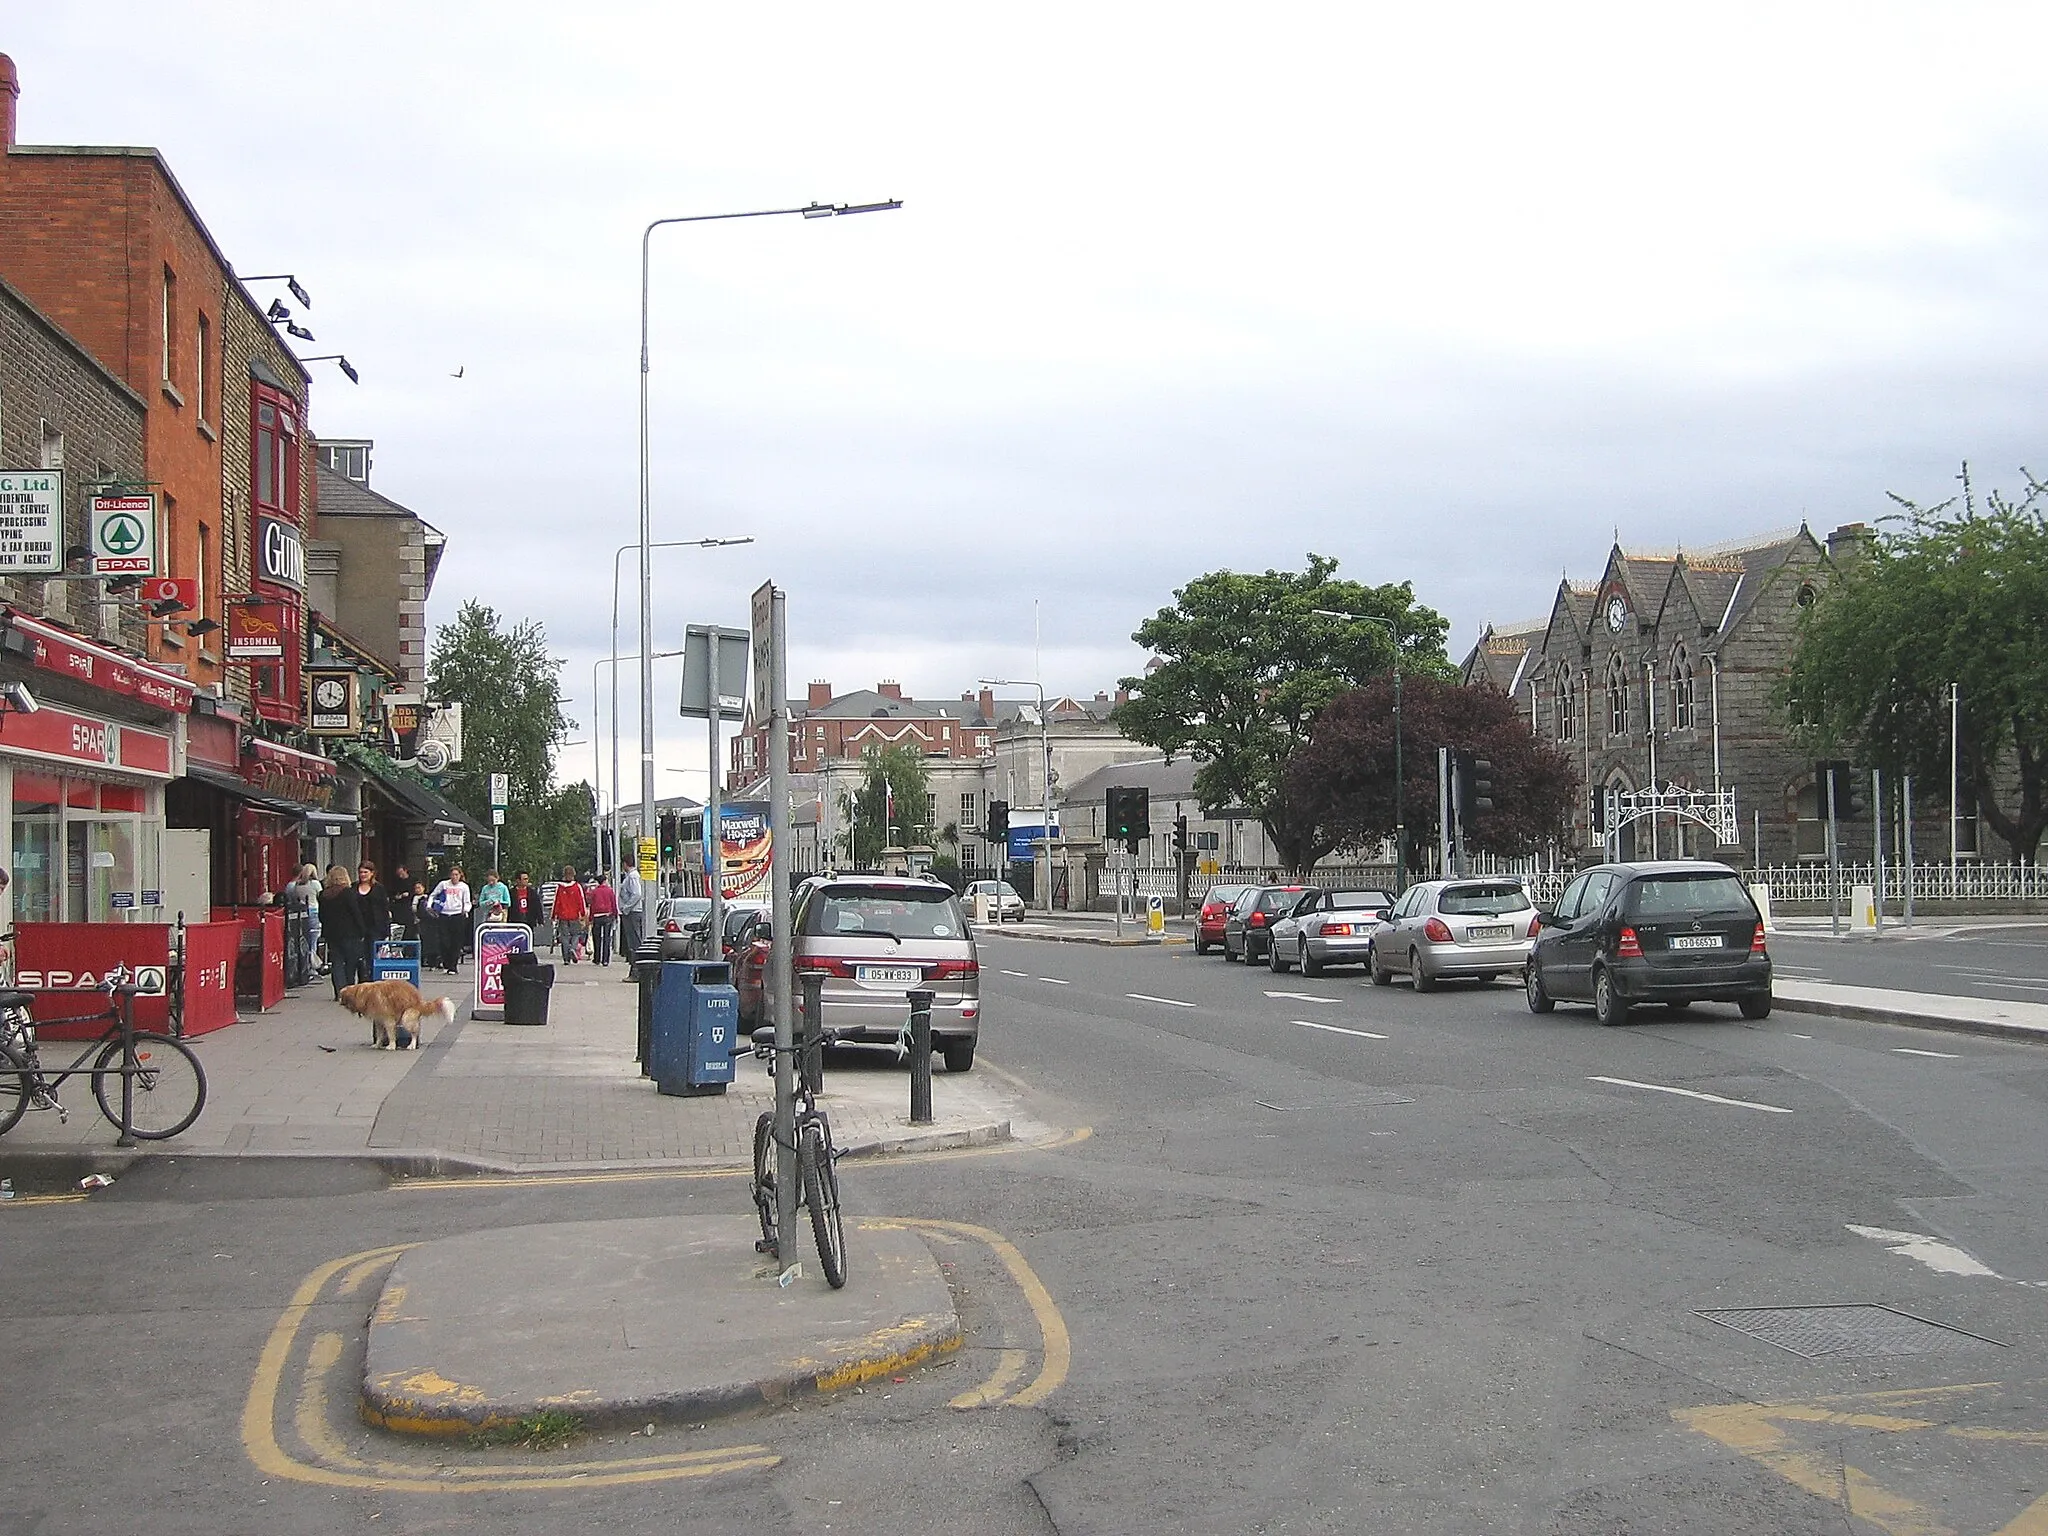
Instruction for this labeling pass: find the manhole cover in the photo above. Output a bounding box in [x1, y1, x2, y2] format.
[1696, 1305, 2006, 1360]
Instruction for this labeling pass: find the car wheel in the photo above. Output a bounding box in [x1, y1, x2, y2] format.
[1738, 993, 1773, 1020]
[1300, 940, 1323, 977]
[1525, 962, 1555, 1014]
[1369, 944, 1393, 987]
[1194, 935, 1210, 956]
[1410, 949, 1436, 993]
[942, 1039, 976, 1072]
[1268, 937, 1289, 973]
[1593, 967, 1630, 1027]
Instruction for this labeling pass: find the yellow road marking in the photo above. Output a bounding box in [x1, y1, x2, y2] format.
[1, 1193, 89, 1206]
[244, 1243, 780, 1492]
[887, 1217, 1072, 1408]
[1677, 1382, 2048, 1536]
[949, 1349, 1029, 1409]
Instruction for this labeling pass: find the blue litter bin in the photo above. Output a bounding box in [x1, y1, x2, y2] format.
[651, 960, 739, 1097]
[372, 938, 421, 989]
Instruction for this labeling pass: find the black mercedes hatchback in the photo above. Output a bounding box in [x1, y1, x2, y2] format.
[1524, 861, 1771, 1026]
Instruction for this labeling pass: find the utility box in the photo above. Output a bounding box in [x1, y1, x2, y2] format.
[372, 938, 421, 989]
[651, 960, 738, 1097]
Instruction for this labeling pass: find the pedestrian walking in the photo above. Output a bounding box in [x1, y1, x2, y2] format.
[477, 869, 511, 941]
[379, 864, 412, 940]
[551, 863, 589, 963]
[317, 865, 368, 999]
[290, 863, 325, 979]
[354, 862, 390, 978]
[588, 872, 620, 965]
[426, 865, 473, 974]
[508, 871, 541, 931]
[618, 864, 645, 968]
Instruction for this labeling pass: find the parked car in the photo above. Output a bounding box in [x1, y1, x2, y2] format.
[1193, 884, 1250, 955]
[1222, 884, 1310, 964]
[1267, 887, 1396, 975]
[1524, 861, 1771, 1025]
[791, 875, 981, 1071]
[655, 895, 712, 960]
[729, 907, 773, 1026]
[1369, 879, 1538, 990]
[963, 879, 1027, 922]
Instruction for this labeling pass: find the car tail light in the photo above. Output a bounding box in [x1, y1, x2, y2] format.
[1249, 912, 1267, 928]
[663, 919, 680, 933]
[1618, 926, 1643, 958]
[1526, 914, 1541, 938]
[928, 958, 979, 980]
[804, 956, 859, 978]
[1324, 922, 1352, 937]
[1423, 917, 1453, 944]
[1751, 923, 1767, 954]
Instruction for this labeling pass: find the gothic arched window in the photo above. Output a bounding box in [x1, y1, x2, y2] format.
[1557, 668, 1575, 742]
[1608, 653, 1629, 739]
[1670, 646, 1696, 732]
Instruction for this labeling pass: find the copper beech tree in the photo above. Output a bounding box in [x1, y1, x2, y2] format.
[1286, 674, 1578, 879]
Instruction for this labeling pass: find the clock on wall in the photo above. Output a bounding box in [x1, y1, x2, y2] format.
[1605, 595, 1628, 633]
[313, 676, 349, 711]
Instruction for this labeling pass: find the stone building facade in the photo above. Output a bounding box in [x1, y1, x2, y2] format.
[1463, 524, 1922, 868]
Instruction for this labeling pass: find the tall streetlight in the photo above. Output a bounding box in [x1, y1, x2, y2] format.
[595, 647, 685, 876]
[1312, 609, 1404, 891]
[637, 199, 901, 861]
[980, 677, 1055, 913]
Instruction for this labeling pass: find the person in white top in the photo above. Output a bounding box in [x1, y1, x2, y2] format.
[426, 866, 473, 974]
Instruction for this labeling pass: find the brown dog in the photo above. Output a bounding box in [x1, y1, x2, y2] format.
[338, 979, 456, 1051]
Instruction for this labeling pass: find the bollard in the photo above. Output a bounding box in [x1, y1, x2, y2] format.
[798, 970, 827, 1095]
[906, 987, 935, 1126]
[634, 941, 662, 1075]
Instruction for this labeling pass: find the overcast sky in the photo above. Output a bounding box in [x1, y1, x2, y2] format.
[10, 4, 2048, 801]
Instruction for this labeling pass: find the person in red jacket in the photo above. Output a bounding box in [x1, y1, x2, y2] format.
[587, 872, 621, 965]
[551, 864, 589, 962]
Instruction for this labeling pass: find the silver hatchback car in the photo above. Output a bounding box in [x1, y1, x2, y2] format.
[792, 876, 981, 1071]
[1370, 878, 1537, 990]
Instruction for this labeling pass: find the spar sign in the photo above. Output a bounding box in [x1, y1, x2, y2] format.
[471, 923, 533, 1021]
[89, 493, 157, 576]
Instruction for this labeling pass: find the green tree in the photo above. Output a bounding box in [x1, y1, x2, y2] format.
[1286, 675, 1578, 876]
[839, 744, 933, 866]
[1113, 555, 1453, 873]
[427, 600, 587, 875]
[1781, 468, 2048, 861]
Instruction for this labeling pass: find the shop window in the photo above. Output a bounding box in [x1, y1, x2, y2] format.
[67, 781, 98, 809]
[12, 773, 62, 923]
[102, 785, 144, 814]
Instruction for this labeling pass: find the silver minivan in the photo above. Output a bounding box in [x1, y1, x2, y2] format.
[792, 876, 981, 1071]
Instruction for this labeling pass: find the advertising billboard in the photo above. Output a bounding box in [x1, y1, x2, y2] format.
[706, 800, 772, 899]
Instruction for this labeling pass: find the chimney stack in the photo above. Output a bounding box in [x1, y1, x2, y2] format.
[0, 56, 20, 155]
[978, 687, 995, 722]
[807, 680, 833, 710]
[877, 680, 904, 700]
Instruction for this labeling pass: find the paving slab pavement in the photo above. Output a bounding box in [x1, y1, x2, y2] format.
[0, 959, 1040, 1171]
[359, 1215, 959, 1435]
[1774, 977, 2048, 1042]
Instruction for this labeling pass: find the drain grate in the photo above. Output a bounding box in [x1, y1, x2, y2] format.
[1696, 1305, 2006, 1360]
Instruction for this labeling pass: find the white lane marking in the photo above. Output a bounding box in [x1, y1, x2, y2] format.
[1786, 1032, 1813, 1039]
[1587, 1075, 1793, 1114]
[1000, 969, 1030, 977]
[1038, 977, 1070, 985]
[1846, 1224, 1998, 1279]
[1127, 993, 1195, 1008]
[1893, 1047, 1961, 1059]
[1264, 991, 1339, 1004]
[1294, 1020, 1389, 1040]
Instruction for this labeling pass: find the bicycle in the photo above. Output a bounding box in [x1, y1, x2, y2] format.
[0, 959, 208, 1144]
[742, 1022, 853, 1289]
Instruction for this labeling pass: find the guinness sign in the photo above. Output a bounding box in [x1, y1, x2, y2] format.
[257, 517, 307, 591]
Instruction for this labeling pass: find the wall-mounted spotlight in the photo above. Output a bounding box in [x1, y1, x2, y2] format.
[246, 274, 312, 308]
[182, 618, 221, 638]
[3, 681, 39, 715]
[103, 574, 142, 595]
[301, 354, 359, 384]
[284, 320, 315, 341]
[265, 298, 291, 322]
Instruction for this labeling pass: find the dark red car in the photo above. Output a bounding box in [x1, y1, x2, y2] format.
[1193, 884, 1250, 955]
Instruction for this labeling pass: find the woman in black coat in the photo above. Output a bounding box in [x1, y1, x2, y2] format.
[316, 866, 366, 1000]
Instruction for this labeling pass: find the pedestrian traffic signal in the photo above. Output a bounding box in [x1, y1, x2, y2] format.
[1105, 785, 1150, 844]
[985, 799, 1009, 842]
[1453, 750, 1495, 824]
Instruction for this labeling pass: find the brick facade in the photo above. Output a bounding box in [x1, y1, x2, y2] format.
[0, 274, 146, 649]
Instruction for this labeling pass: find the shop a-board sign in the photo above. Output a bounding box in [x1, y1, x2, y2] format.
[472, 923, 533, 1020]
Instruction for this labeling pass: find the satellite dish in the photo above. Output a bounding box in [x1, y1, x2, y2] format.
[416, 738, 451, 774]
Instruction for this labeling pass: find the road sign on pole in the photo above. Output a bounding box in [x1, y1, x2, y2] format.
[489, 773, 509, 807]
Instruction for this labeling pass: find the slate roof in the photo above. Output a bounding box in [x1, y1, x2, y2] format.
[1060, 757, 1199, 807]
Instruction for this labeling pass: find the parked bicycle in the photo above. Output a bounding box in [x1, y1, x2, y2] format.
[742, 1022, 852, 1289]
[0, 942, 207, 1143]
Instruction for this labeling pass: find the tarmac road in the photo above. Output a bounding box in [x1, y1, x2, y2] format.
[1771, 919, 2048, 1004]
[5, 933, 2047, 1534]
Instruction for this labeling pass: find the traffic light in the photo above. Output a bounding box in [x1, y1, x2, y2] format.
[984, 799, 1009, 843]
[1452, 751, 1495, 825]
[658, 810, 678, 861]
[1817, 761, 1864, 819]
[1172, 813, 1189, 857]
[1105, 786, 1150, 848]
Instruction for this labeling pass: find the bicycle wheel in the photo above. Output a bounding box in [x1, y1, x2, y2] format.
[92, 1031, 206, 1140]
[800, 1118, 848, 1289]
[751, 1110, 779, 1256]
[0, 1041, 31, 1136]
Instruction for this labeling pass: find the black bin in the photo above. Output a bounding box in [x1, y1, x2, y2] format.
[634, 941, 663, 1075]
[503, 952, 556, 1026]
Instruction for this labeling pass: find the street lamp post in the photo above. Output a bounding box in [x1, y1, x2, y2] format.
[980, 678, 1054, 912]
[636, 199, 901, 866]
[1312, 609, 1404, 891]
